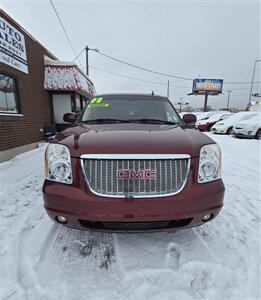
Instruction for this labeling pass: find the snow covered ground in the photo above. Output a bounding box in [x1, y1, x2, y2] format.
[0, 134, 260, 300]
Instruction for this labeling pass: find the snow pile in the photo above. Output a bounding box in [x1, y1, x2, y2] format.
[0, 136, 260, 300]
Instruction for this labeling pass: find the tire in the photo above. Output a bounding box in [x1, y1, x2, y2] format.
[227, 127, 233, 135]
[255, 129, 261, 140]
[208, 124, 213, 132]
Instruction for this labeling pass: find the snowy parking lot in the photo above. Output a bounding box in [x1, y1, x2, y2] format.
[0, 133, 260, 300]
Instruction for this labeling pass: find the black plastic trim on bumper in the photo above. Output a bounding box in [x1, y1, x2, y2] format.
[79, 218, 193, 231]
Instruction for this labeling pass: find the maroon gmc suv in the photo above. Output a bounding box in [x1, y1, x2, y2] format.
[43, 93, 225, 232]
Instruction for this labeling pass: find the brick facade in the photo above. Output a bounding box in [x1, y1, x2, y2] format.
[0, 9, 56, 151]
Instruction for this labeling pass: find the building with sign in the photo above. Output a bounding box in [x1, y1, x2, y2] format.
[0, 9, 95, 162]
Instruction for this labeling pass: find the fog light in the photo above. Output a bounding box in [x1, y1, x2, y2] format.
[56, 215, 68, 223]
[202, 213, 212, 222]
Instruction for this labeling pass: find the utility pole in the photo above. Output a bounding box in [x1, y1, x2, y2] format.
[177, 97, 189, 113]
[203, 94, 208, 112]
[85, 46, 89, 76]
[167, 80, 170, 98]
[227, 90, 232, 111]
[248, 59, 261, 105]
[85, 46, 99, 76]
[179, 97, 183, 112]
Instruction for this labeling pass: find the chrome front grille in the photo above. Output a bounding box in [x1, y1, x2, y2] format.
[81, 154, 190, 198]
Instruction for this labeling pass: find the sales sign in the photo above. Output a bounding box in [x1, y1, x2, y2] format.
[0, 16, 28, 74]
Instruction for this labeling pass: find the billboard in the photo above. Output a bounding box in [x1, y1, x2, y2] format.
[192, 79, 223, 94]
[0, 16, 28, 74]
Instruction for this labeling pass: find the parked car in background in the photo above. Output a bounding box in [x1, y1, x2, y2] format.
[233, 113, 261, 139]
[211, 112, 260, 135]
[196, 112, 232, 131]
[196, 111, 217, 121]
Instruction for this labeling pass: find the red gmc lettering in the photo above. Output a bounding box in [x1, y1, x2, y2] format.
[117, 170, 130, 179]
[144, 170, 157, 179]
[117, 170, 157, 179]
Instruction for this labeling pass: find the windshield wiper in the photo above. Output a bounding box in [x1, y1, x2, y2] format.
[127, 118, 177, 125]
[81, 118, 177, 125]
[81, 118, 131, 124]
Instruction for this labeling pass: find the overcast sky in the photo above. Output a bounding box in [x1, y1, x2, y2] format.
[1, 0, 260, 109]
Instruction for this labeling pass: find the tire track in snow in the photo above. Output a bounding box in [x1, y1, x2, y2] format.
[16, 218, 119, 300]
[191, 228, 219, 263]
[16, 222, 50, 300]
[31, 224, 118, 272]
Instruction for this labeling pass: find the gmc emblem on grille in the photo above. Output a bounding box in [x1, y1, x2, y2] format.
[117, 169, 157, 179]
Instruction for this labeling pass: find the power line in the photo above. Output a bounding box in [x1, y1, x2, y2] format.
[86, 65, 191, 89]
[73, 46, 261, 85]
[72, 48, 85, 62]
[224, 81, 261, 84]
[209, 68, 261, 77]
[85, 64, 259, 92]
[49, 0, 82, 67]
[95, 50, 261, 84]
[96, 51, 193, 81]
[227, 87, 252, 91]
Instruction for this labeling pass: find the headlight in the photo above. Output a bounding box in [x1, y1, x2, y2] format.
[198, 144, 221, 183]
[45, 144, 72, 184]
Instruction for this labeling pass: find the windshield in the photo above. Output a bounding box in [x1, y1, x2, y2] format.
[223, 113, 256, 124]
[208, 113, 230, 122]
[79, 95, 180, 124]
[240, 113, 258, 121]
[221, 114, 233, 120]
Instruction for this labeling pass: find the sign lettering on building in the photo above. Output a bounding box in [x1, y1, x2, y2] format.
[0, 16, 28, 74]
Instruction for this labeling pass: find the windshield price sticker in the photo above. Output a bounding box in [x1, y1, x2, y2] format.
[89, 97, 110, 108]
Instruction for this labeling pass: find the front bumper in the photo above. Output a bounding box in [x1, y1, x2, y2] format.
[42, 157, 225, 232]
[233, 128, 255, 139]
[196, 124, 209, 131]
[211, 127, 227, 134]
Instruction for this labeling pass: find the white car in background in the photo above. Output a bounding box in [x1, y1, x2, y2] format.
[233, 113, 261, 139]
[211, 112, 260, 135]
[195, 112, 232, 131]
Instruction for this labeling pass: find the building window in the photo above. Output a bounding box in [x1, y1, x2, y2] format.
[0, 74, 19, 113]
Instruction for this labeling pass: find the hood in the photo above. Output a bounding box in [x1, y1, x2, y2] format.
[53, 123, 215, 158]
[197, 119, 212, 125]
[218, 112, 259, 127]
[234, 117, 261, 129]
[214, 118, 236, 127]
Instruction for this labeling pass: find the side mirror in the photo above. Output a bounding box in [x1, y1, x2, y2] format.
[182, 114, 197, 127]
[63, 112, 77, 124]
